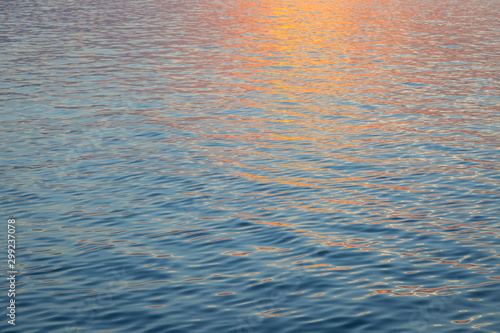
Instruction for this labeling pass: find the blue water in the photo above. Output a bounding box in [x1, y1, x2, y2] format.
[1, 0, 499, 332]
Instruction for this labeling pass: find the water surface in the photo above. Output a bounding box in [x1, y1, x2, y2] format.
[1, 0, 499, 332]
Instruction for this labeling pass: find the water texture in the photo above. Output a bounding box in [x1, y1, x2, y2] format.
[1, 0, 499, 332]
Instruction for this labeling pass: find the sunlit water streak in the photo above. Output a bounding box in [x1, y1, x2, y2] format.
[1, 0, 499, 332]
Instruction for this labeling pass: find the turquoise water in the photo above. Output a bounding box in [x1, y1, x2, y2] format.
[1, 0, 499, 332]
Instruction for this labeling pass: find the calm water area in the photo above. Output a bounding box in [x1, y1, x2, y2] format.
[1, 0, 499, 332]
